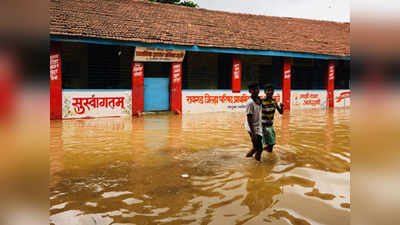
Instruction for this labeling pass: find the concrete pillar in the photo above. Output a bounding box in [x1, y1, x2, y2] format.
[132, 62, 144, 116]
[170, 62, 182, 114]
[50, 42, 62, 120]
[282, 57, 291, 111]
[232, 55, 241, 93]
[327, 61, 335, 108]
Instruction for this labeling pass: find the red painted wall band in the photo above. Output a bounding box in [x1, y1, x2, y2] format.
[132, 62, 144, 116]
[232, 56, 241, 93]
[282, 58, 291, 111]
[170, 62, 182, 114]
[50, 42, 62, 120]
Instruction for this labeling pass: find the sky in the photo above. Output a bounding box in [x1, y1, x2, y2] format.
[191, 0, 350, 22]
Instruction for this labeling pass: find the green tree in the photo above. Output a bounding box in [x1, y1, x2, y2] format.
[148, 0, 199, 8]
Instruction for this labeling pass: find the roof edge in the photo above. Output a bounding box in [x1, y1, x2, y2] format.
[50, 34, 350, 60]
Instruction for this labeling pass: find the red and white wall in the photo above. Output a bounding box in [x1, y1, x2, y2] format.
[182, 89, 350, 113]
[62, 90, 132, 119]
[182, 90, 281, 113]
[58, 89, 350, 118]
[334, 90, 351, 107]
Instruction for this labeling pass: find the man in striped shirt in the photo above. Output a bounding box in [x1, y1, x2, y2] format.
[261, 84, 284, 153]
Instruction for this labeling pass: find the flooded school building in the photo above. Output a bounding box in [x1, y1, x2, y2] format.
[49, 1, 351, 224]
[50, 0, 350, 119]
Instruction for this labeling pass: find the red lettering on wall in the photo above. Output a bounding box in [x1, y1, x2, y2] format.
[336, 91, 351, 103]
[72, 97, 125, 114]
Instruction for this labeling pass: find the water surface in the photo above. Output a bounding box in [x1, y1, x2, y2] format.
[50, 108, 350, 225]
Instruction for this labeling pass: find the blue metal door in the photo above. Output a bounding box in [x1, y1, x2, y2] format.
[144, 78, 170, 111]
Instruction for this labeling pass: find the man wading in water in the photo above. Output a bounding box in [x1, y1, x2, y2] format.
[245, 82, 263, 161]
[261, 84, 283, 153]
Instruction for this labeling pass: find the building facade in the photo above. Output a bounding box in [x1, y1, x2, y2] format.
[50, 0, 350, 119]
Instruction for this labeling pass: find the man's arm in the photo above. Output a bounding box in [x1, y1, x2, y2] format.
[247, 114, 255, 135]
[246, 102, 256, 139]
[275, 102, 284, 114]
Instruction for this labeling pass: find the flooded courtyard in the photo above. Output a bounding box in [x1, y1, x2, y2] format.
[50, 108, 350, 225]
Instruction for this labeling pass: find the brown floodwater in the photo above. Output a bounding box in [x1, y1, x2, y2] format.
[50, 108, 350, 225]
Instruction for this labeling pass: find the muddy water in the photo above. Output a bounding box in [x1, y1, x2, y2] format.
[50, 108, 350, 225]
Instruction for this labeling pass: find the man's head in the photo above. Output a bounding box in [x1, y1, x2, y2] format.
[263, 84, 274, 98]
[248, 82, 259, 96]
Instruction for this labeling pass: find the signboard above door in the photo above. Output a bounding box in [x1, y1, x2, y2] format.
[134, 47, 185, 62]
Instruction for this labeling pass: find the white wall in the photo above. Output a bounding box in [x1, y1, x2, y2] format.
[62, 89, 132, 119]
[61, 89, 351, 118]
[182, 90, 282, 113]
[291, 90, 327, 109]
[182, 89, 350, 113]
[334, 89, 351, 107]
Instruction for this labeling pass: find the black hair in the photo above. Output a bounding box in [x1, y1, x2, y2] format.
[263, 83, 273, 90]
[248, 82, 259, 90]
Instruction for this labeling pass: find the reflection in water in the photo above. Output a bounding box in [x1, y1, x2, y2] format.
[50, 108, 350, 225]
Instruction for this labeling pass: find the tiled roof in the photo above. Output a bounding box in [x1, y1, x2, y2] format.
[49, 0, 350, 57]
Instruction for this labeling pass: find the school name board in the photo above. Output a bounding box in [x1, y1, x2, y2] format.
[62, 90, 132, 119]
[134, 47, 185, 62]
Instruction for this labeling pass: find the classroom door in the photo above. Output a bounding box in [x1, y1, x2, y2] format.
[144, 78, 170, 111]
